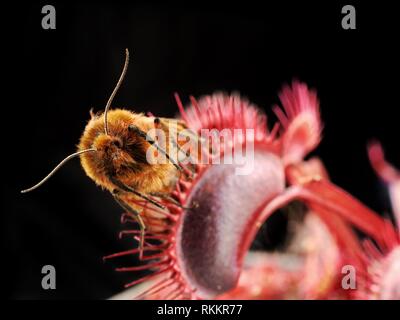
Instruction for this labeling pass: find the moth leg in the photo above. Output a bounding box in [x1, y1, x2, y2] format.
[154, 118, 196, 176]
[154, 117, 191, 159]
[113, 193, 146, 259]
[174, 126, 210, 163]
[128, 124, 185, 173]
[109, 175, 165, 210]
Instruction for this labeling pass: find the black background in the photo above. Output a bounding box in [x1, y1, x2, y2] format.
[2, 1, 399, 299]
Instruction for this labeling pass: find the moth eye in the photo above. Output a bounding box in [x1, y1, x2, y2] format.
[112, 139, 122, 148]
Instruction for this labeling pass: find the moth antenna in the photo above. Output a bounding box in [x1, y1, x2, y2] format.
[104, 48, 130, 135]
[21, 148, 97, 193]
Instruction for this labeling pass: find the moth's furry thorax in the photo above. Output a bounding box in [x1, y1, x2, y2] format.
[78, 108, 177, 194]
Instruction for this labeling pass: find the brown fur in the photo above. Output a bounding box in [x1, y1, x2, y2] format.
[78, 109, 179, 197]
